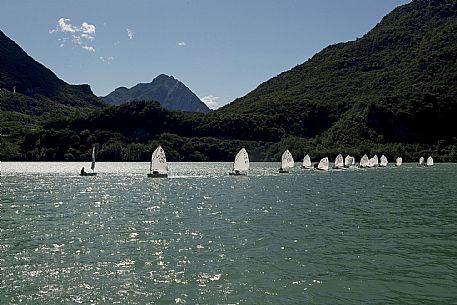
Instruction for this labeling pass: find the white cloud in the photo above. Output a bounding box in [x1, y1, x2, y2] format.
[100, 56, 114, 64]
[81, 33, 95, 41]
[178, 41, 187, 47]
[72, 35, 83, 45]
[49, 18, 97, 53]
[201, 95, 221, 109]
[57, 18, 77, 33]
[82, 45, 96, 52]
[127, 28, 135, 40]
[81, 22, 96, 34]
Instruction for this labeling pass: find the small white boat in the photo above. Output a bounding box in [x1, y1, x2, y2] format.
[279, 149, 294, 173]
[359, 154, 369, 168]
[148, 145, 168, 178]
[229, 148, 249, 175]
[372, 155, 379, 167]
[418, 156, 425, 166]
[395, 157, 402, 167]
[426, 156, 434, 167]
[302, 154, 312, 169]
[334, 154, 344, 169]
[80, 146, 97, 176]
[379, 155, 388, 167]
[344, 155, 353, 168]
[315, 157, 329, 171]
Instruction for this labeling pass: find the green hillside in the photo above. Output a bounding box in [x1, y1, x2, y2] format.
[217, 0, 457, 143]
[0, 29, 103, 108]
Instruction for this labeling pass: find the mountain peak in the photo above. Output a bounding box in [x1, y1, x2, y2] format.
[102, 74, 211, 113]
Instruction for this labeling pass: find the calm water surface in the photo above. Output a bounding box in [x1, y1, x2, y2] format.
[1, 162, 456, 304]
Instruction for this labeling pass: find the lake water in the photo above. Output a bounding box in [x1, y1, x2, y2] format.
[1, 162, 456, 304]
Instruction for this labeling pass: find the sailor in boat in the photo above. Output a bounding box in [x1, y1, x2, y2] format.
[80, 167, 86, 175]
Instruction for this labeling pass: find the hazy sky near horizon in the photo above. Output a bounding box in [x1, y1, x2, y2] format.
[1, 0, 409, 109]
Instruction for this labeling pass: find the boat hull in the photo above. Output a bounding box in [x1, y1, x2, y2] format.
[80, 172, 97, 176]
[229, 172, 247, 176]
[147, 173, 168, 178]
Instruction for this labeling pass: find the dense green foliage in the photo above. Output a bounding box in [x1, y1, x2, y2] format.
[217, 0, 457, 144]
[1, 0, 457, 162]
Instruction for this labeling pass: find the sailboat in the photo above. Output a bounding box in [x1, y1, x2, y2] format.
[229, 148, 249, 175]
[426, 156, 434, 167]
[148, 145, 168, 178]
[359, 154, 369, 168]
[80, 146, 97, 176]
[302, 154, 312, 169]
[372, 155, 379, 167]
[333, 154, 344, 169]
[344, 155, 353, 168]
[279, 149, 294, 173]
[379, 155, 388, 167]
[315, 157, 329, 171]
[395, 157, 402, 167]
[418, 156, 425, 166]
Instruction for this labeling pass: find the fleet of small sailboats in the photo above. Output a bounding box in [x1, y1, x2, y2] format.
[279, 149, 294, 173]
[229, 148, 249, 175]
[57, 145, 437, 177]
[148, 145, 168, 178]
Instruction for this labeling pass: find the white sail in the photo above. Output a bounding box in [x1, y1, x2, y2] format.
[344, 155, 353, 167]
[396, 157, 402, 167]
[281, 150, 294, 170]
[426, 156, 434, 166]
[334, 154, 344, 168]
[302, 154, 312, 168]
[352, 157, 355, 165]
[233, 148, 249, 172]
[360, 154, 369, 168]
[380, 155, 388, 167]
[151, 145, 168, 173]
[372, 155, 379, 167]
[317, 157, 329, 171]
[418, 156, 425, 165]
[90, 146, 96, 171]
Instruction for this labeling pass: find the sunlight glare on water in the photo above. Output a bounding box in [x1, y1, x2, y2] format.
[1, 162, 456, 304]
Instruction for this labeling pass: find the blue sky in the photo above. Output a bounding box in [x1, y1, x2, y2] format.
[1, 0, 410, 109]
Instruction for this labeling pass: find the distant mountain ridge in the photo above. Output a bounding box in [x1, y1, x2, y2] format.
[102, 74, 211, 113]
[0, 29, 102, 108]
